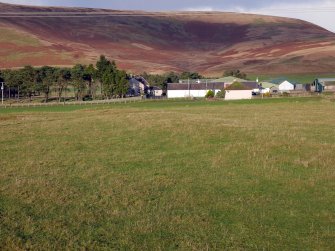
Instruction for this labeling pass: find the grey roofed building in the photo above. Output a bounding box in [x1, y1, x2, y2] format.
[167, 82, 226, 91]
[240, 82, 259, 90]
[295, 84, 305, 90]
[178, 76, 249, 85]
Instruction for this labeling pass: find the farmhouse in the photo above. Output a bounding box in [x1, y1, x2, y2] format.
[128, 75, 163, 97]
[167, 82, 225, 98]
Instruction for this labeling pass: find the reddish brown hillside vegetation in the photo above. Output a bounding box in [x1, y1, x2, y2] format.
[0, 2, 335, 74]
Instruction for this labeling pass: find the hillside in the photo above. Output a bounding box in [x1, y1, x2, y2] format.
[0, 2, 335, 75]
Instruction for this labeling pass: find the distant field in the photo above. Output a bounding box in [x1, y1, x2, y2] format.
[248, 73, 335, 84]
[0, 98, 334, 250]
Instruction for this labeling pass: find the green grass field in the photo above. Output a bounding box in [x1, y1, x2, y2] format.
[0, 98, 334, 250]
[248, 73, 335, 84]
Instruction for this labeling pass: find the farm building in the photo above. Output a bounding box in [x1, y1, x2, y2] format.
[313, 78, 335, 92]
[178, 76, 248, 85]
[224, 82, 254, 100]
[242, 82, 261, 94]
[278, 80, 295, 91]
[149, 86, 163, 97]
[258, 82, 276, 94]
[167, 82, 225, 98]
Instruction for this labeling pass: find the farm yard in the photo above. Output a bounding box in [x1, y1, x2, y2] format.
[0, 98, 334, 250]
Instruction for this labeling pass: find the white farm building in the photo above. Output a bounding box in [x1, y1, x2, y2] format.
[225, 90, 253, 100]
[278, 80, 295, 91]
[167, 82, 226, 98]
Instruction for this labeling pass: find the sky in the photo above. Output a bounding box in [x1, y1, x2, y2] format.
[1, 0, 335, 32]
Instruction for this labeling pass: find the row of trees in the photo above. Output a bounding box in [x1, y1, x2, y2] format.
[0, 56, 128, 102]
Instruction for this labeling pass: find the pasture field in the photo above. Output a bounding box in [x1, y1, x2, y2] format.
[248, 73, 335, 84]
[0, 98, 334, 250]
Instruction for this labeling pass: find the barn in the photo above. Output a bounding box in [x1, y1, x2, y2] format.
[167, 82, 225, 98]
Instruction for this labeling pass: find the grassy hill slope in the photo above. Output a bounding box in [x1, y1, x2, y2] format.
[0, 2, 335, 74]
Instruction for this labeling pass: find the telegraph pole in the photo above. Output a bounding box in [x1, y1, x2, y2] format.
[1, 82, 4, 105]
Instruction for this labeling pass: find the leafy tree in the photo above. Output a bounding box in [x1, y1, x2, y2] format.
[216, 90, 225, 98]
[84, 64, 97, 99]
[20, 65, 37, 101]
[101, 65, 116, 99]
[225, 82, 248, 90]
[165, 72, 179, 84]
[3, 69, 24, 99]
[71, 64, 87, 101]
[205, 90, 215, 98]
[37, 66, 56, 103]
[114, 70, 129, 98]
[2, 69, 17, 99]
[223, 69, 247, 80]
[141, 72, 179, 91]
[180, 71, 203, 80]
[96, 55, 113, 81]
[55, 68, 71, 102]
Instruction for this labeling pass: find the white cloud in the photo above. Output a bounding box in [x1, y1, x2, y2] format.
[183, 6, 215, 12]
[1, 0, 49, 5]
[230, 0, 335, 32]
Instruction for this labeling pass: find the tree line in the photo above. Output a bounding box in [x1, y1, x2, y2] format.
[0, 55, 129, 102]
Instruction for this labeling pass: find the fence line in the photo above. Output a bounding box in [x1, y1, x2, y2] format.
[0, 97, 144, 108]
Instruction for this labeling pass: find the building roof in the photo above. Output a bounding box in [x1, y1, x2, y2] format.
[167, 82, 225, 91]
[270, 78, 298, 85]
[242, 82, 259, 90]
[260, 82, 276, 88]
[225, 82, 258, 90]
